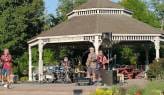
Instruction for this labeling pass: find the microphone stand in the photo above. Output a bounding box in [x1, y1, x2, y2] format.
[108, 48, 110, 71]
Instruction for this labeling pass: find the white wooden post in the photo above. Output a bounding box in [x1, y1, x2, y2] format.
[38, 41, 44, 81]
[154, 37, 160, 61]
[93, 35, 100, 55]
[28, 45, 32, 81]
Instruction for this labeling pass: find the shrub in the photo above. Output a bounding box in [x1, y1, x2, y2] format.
[91, 87, 123, 95]
[20, 76, 28, 82]
[147, 58, 164, 80]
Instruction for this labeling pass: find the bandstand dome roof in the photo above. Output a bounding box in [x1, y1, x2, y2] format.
[34, 0, 163, 39]
[75, 0, 123, 9]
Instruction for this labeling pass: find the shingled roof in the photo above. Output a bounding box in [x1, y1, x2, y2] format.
[75, 0, 123, 9]
[38, 15, 162, 37]
[36, 0, 163, 38]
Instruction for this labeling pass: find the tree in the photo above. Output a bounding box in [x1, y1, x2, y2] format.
[120, 47, 137, 65]
[43, 14, 60, 30]
[0, 0, 45, 76]
[57, 0, 87, 21]
[150, 0, 164, 30]
[0, 0, 44, 56]
[15, 48, 57, 76]
[59, 47, 71, 59]
[14, 48, 38, 76]
[121, 0, 161, 28]
[43, 49, 58, 65]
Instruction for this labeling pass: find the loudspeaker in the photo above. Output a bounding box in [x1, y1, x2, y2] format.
[100, 70, 117, 85]
[102, 32, 112, 41]
[76, 77, 92, 86]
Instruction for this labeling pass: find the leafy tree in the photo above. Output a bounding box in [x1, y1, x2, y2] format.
[43, 49, 58, 65]
[57, 0, 87, 21]
[43, 14, 60, 30]
[150, 0, 164, 30]
[0, 0, 44, 57]
[14, 48, 38, 76]
[120, 47, 137, 65]
[59, 47, 71, 59]
[15, 48, 57, 76]
[112, 46, 138, 65]
[0, 0, 45, 76]
[121, 0, 161, 28]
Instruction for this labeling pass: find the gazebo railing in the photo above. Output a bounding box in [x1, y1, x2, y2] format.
[68, 8, 132, 19]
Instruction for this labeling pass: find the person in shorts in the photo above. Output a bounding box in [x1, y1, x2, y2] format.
[86, 47, 97, 83]
[1, 49, 12, 88]
[96, 50, 109, 82]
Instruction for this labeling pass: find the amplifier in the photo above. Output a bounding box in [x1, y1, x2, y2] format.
[76, 77, 92, 86]
[102, 32, 112, 41]
[100, 70, 117, 86]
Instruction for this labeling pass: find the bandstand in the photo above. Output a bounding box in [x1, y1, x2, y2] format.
[28, 0, 164, 81]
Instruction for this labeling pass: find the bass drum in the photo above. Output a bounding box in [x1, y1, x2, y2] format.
[45, 74, 55, 83]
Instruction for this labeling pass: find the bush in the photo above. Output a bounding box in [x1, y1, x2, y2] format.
[147, 58, 164, 80]
[91, 87, 123, 95]
[90, 81, 164, 95]
[20, 76, 28, 82]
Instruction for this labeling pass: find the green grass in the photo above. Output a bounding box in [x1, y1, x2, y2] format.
[142, 81, 164, 95]
[91, 80, 164, 95]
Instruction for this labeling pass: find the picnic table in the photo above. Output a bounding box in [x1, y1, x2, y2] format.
[116, 66, 143, 79]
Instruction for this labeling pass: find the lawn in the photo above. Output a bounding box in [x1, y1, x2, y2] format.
[91, 80, 164, 95]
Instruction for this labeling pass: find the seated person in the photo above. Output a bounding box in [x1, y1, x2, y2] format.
[61, 57, 71, 71]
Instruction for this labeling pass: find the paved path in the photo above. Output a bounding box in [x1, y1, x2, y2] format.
[0, 79, 149, 95]
[0, 83, 97, 95]
[122, 79, 149, 89]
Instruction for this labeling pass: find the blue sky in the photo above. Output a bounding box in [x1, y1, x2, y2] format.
[44, 0, 120, 15]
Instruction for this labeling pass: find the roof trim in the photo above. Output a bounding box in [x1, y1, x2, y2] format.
[28, 33, 162, 43]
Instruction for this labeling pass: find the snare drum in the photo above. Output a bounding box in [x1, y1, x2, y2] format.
[59, 67, 64, 73]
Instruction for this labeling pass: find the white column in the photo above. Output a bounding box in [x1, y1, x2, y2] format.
[28, 45, 32, 81]
[93, 35, 101, 55]
[154, 37, 160, 61]
[38, 41, 44, 81]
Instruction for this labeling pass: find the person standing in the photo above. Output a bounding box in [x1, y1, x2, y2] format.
[96, 50, 109, 83]
[86, 47, 97, 83]
[1, 49, 12, 88]
[97, 50, 109, 70]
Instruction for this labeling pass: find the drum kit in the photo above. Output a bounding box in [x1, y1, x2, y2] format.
[43, 65, 74, 83]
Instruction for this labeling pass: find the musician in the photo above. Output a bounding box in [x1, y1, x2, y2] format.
[97, 50, 109, 70]
[96, 50, 109, 82]
[86, 47, 97, 83]
[61, 56, 71, 82]
[61, 56, 71, 70]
